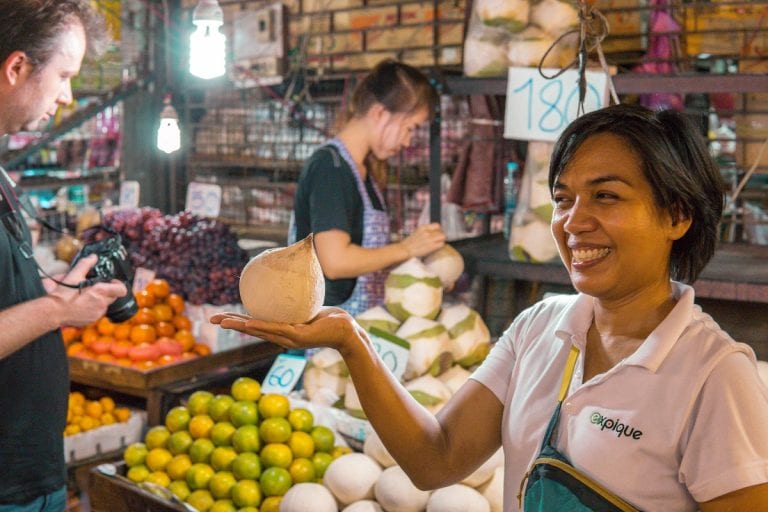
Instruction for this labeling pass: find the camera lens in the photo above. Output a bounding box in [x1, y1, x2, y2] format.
[106, 292, 138, 323]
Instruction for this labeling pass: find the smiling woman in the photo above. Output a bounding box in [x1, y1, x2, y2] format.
[213, 104, 768, 512]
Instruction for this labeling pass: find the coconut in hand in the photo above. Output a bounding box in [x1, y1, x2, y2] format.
[239, 234, 325, 323]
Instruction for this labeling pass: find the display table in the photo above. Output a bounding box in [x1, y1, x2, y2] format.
[69, 340, 283, 426]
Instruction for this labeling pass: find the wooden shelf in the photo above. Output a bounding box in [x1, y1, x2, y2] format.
[453, 234, 768, 304]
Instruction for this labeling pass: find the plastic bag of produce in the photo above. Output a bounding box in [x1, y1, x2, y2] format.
[508, 141, 559, 263]
[507, 26, 577, 68]
[476, 0, 530, 32]
[530, 0, 579, 38]
[384, 258, 443, 322]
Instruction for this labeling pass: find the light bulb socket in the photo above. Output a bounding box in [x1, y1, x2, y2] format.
[160, 104, 179, 121]
[193, 0, 223, 24]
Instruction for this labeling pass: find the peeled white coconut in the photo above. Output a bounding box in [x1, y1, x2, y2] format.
[280, 482, 337, 512]
[343, 379, 364, 417]
[374, 465, 432, 512]
[385, 258, 443, 322]
[303, 366, 348, 402]
[343, 501, 385, 512]
[461, 448, 504, 488]
[324, 453, 383, 505]
[438, 365, 472, 395]
[363, 430, 397, 468]
[463, 37, 510, 77]
[438, 304, 491, 369]
[530, 0, 579, 37]
[405, 375, 454, 414]
[423, 245, 465, 290]
[427, 484, 490, 512]
[476, 0, 529, 32]
[757, 361, 768, 389]
[356, 305, 401, 335]
[478, 466, 504, 512]
[509, 216, 560, 263]
[303, 348, 349, 401]
[239, 234, 324, 323]
[396, 317, 453, 380]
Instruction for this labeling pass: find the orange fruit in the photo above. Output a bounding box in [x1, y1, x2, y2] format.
[66, 342, 85, 356]
[114, 407, 131, 422]
[147, 278, 171, 299]
[189, 414, 215, 439]
[287, 408, 314, 433]
[210, 421, 237, 447]
[168, 481, 191, 501]
[287, 431, 314, 459]
[232, 425, 261, 453]
[130, 324, 157, 345]
[114, 357, 132, 367]
[166, 453, 192, 481]
[310, 426, 335, 453]
[61, 326, 80, 344]
[174, 330, 195, 351]
[173, 315, 192, 332]
[288, 457, 316, 483]
[167, 293, 185, 314]
[260, 496, 282, 512]
[135, 289, 156, 308]
[186, 463, 215, 490]
[81, 327, 98, 347]
[258, 394, 289, 419]
[124, 442, 148, 467]
[95, 353, 115, 364]
[231, 377, 261, 402]
[146, 447, 173, 472]
[210, 446, 238, 471]
[231, 479, 262, 508]
[187, 390, 215, 416]
[311, 452, 333, 478]
[133, 360, 157, 372]
[85, 400, 104, 419]
[165, 406, 191, 433]
[259, 443, 292, 469]
[153, 303, 174, 323]
[186, 490, 214, 512]
[96, 317, 116, 335]
[155, 321, 175, 338]
[133, 307, 157, 325]
[259, 467, 292, 497]
[92, 336, 113, 355]
[193, 343, 211, 357]
[113, 323, 132, 340]
[209, 471, 237, 500]
[232, 452, 262, 480]
[259, 418, 292, 444]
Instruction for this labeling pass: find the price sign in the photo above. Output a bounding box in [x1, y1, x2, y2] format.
[119, 180, 140, 209]
[185, 182, 222, 218]
[261, 353, 307, 394]
[504, 67, 609, 142]
[132, 266, 156, 294]
[368, 327, 411, 381]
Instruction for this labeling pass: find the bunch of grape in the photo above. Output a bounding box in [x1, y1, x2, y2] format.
[96, 208, 248, 305]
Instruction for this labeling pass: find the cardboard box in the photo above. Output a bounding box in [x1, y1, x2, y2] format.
[685, 3, 768, 56]
[290, 13, 332, 35]
[331, 51, 397, 70]
[64, 409, 146, 464]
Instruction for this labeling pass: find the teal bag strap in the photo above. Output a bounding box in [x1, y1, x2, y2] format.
[539, 345, 580, 451]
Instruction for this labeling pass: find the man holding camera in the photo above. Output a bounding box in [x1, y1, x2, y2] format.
[0, 1, 129, 509]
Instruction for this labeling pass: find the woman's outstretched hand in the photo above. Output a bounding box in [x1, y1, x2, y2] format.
[210, 307, 363, 354]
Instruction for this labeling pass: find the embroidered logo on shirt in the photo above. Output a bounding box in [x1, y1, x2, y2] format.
[590, 411, 643, 440]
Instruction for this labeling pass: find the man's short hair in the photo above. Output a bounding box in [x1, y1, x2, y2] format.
[0, 0, 107, 70]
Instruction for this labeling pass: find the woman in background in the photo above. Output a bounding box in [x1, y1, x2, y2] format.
[291, 60, 446, 316]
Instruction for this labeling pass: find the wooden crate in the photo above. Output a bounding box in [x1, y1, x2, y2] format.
[88, 461, 186, 512]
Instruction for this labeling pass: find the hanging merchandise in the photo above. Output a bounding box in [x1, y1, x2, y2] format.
[632, 0, 684, 111]
[508, 141, 559, 263]
[446, 96, 519, 214]
[189, 0, 226, 79]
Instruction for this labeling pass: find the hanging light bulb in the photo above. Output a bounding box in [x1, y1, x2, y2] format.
[157, 95, 181, 154]
[189, 0, 226, 79]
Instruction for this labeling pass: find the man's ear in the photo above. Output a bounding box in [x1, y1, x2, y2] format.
[1, 51, 29, 86]
[668, 213, 692, 241]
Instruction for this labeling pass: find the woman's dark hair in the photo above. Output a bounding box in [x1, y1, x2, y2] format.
[0, 0, 107, 71]
[346, 59, 437, 121]
[548, 103, 725, 283]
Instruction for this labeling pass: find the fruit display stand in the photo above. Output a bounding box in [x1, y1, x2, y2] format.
[69, 341, 284, 426]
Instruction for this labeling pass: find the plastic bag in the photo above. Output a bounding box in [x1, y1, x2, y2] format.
[508, 141, 559, 263]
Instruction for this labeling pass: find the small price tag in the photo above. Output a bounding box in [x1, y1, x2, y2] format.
[368, 327, 411, 381]
[504, 67, 609, 142]
[119, 180, 140, 209]
[261, 353, 308, 395]
[132, 266, 156, 294]
[185, 182, 222, 218]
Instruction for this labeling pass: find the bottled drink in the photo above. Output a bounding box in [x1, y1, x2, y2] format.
[503, 161, 519, 239]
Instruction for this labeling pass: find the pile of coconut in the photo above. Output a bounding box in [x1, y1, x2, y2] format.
[280, 440, 504, 512]
[302, 245, 492, 417]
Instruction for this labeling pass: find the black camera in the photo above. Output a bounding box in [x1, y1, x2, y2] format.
[70, 230, 138, 323]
